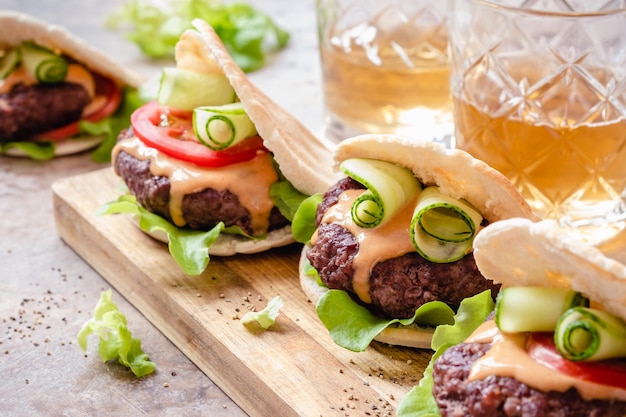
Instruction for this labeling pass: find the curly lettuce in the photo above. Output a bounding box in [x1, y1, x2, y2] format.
[77, 289, 156, 378]
[105, 0, 290, 72]
[241, 296, 284, 329]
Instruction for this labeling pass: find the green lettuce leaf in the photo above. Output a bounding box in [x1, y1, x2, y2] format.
[396, 290, 495, 417]
[316, 289, 456, 352]
[241, 295, 284, 329]
[270, 180, 309, 222]
[98, 194, 224, 275]
[77, 289, 156, 378]
[291, 193, 323, 244]
[105, 0, 290, 73]
[0, 141, 55, 160]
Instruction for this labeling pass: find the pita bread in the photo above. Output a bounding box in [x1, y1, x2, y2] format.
[333, 134, 537, 222]
[0, 11, 143, 88]
[473, 218, 626, 322]
[190, 18, 340, 196]
[298, 245, 434, 349]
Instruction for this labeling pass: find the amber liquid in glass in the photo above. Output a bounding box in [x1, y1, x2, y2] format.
[320, 26, 451, 138]
[454, 96, 626, 240]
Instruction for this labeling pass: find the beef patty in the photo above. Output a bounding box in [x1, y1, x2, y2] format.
[113, 130, 289, 236]
[0, 82, 91, 142]
[432, 341, 626, 417]
[306, 177, 500, 319]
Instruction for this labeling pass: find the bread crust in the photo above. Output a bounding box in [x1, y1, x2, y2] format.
[473, 218, 626, 322]
[333, 134, 538, 223]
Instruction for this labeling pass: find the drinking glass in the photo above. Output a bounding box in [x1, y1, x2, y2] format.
[316, 0, 451, 144]
[448, 0, 626, 244]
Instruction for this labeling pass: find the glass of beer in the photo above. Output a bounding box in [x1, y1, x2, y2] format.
[315, 0, 451, 144]
[448, 0, 626, 244]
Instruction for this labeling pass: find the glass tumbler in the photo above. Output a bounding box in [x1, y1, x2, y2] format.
[316, 0, 451, 144]
[448, 0, 626, 244]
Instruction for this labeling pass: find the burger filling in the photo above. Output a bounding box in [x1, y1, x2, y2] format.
[307, 177, 499, 319]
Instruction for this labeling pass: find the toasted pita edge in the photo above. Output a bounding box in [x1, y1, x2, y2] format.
[0, 11, 144, 88]
[473, 218, 626, 322]
[333, 134, 537, 223]
[298, 245, 434, 349]
[190, 18, 340, 196]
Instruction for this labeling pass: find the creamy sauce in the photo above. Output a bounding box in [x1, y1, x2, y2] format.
[317, 190, 416, 303]
[113, 137, 278, 236]
[0, 65, 36, 94]
[467, 320, 626, 401]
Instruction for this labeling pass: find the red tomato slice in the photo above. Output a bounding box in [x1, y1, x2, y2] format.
[33, 75, 122, 142]
[130, 101, 267, 167]
[527, 332, 626, 391]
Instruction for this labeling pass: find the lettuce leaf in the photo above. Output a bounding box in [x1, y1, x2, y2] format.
[0, 141, 55, 160]
[396, 290, 495, 417]
[291, 193, 323, 244]
[104, 0, 290, 73]
[269, 180, 309, 223]
[98, 194, 224, 275]
[316, 289, 456, 352]
[77, 289, 156, 378]
[241, 295, 284, 329]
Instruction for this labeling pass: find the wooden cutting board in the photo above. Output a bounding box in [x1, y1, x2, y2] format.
[52, 167, 432, 417]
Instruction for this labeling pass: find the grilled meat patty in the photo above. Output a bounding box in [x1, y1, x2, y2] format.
[432, 342, 626, 417]
[0, 82, 91, 142]
[113, 129, 289, 236]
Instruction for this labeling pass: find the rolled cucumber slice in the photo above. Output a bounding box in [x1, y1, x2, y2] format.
[158, 67, 236, 110]
[555, 306, 626, 361]
[0, 47, 20, 79]
[340, 158, 421, 228]
[193, 102, 257, 150]
[20, 42, 67, 83]
[495, 287, 589, 333]
[410, 186, 483, 263]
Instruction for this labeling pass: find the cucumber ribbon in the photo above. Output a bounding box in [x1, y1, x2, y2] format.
[20, 42, 68, 83]
[339, 158, 421, 229]
[340, 158, 483, 263]
[193, 102, 257, 150]
[555, 306, 626, 361]
[495, 287, 589, 333]
[410, 186, 483, 263]
[0, 47, 20, 79]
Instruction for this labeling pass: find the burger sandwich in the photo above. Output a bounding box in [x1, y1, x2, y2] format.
[102, 18, 337, 275]
[399, 218, 626, 416]
[0, 11, 143, 160]
[296, 133, 536, 351]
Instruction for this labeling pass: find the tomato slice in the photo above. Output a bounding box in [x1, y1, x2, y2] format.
[527, 332, 626, 391]
[33, 75, 122, 142]
[130, 101, 267, 167]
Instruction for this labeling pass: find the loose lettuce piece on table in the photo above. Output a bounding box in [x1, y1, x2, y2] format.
[77, 289, 156, 378]
[104, 0, 290, 72]
[396, 290, 495, 417]
[241, 295, 284, 329]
